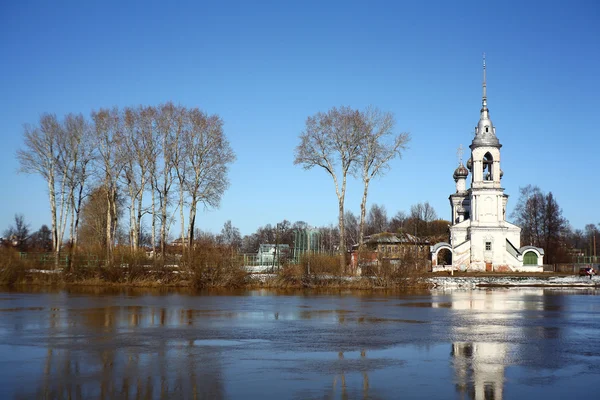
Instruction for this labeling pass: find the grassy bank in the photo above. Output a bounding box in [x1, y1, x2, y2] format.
[0, 248, 428, 290]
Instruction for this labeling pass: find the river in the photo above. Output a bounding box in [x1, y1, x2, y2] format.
[0, 286, 599, 399]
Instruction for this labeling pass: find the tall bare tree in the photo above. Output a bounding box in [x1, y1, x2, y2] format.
[294, 106, 363, 273]
[512, 185, 544, 246]
[91, 108, 124, 260]
[512, 185, 568, 263]
[61, 113, 94, 251]
[153, 103, 179, 256]
[121, 106, 155, 251]
[358, 107, 410, 246]
[183, 108, 235, 247]
[17, 114, 64, 264]
[172, 107, 189, 249]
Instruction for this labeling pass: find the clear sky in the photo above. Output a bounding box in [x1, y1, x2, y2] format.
[1, 0, 598, 237]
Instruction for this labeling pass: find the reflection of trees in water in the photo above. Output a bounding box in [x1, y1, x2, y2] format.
[28, 344, 226, 399]
[18, 306, 226, 400]
[331, 349, 370, 400]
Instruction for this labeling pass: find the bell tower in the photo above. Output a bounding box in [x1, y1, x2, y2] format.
[468, 54, 507, 225]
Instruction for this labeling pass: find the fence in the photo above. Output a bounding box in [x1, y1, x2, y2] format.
[550, 263, 600, 274]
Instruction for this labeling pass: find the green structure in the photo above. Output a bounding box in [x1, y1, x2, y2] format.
[293, 229, 322, 261]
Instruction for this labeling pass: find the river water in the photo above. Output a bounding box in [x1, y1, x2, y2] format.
[1, 287, 599, 399]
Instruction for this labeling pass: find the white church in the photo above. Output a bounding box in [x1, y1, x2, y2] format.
[431, 57, 544, 272]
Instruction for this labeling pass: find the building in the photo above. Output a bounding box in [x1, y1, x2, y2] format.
[351, 232, 430, 273]
[431, 56, 544, 272]
[257, 243, 290, 265]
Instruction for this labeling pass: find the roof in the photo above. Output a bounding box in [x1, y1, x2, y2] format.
[363, 232, 429, 245]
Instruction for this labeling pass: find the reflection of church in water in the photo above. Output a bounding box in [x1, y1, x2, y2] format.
[436, 289, 546, 400]
[431, 57, 544, 272]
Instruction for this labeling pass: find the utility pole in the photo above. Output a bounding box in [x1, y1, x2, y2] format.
[594, 231, 597, 261]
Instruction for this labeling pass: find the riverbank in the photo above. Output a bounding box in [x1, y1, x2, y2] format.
[429, 274, 600, 289]
[2, 268, 598, 291]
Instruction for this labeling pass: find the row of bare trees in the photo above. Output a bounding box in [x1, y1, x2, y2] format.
[294, 106, 410, 272]
[17, 103, 235, 263]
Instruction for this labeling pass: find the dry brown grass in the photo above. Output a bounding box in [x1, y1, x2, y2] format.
[180, 244, 248, 289]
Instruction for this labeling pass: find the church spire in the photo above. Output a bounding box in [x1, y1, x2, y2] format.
[482, 53, 487, 110]
[471, 53, 500, 149]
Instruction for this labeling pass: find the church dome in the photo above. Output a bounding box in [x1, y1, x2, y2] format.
[470, 55, 501, 149]
[500, 169, 504, 178]
[453, 163, 469, 179]
[471, 116, 501, 148]
[466, 158, 472, 171]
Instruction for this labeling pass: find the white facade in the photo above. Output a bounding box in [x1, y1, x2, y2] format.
[432, 57, 544, 272]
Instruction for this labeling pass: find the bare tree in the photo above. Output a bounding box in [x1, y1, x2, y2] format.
[512, 185, 568, 263]
[147, 109, 162, 253]
[512, 185, 544, 246]
[136, 106, 156, 250]
[184, 108, 235, 247]
[585, 224, 599, 258]
[61, 113, 94, 252]
[91, 108, 124, 260]
[17, 114, 64, 264]
[30, 225, 52, 252]
[366, 203, 389, 235]
[3, 214, 30, 251]
[408, 202, 438, 238]
[153, 103, 179, 256]
[218, 220, 242, 250]
[389, 210, 408, 233]
[121, 106, 155, 251]
[358, 107, 410, 246]
[78, 185, 124, 250]
[294, 106, 363, 273]
[344, 211, 359, 249]
[172, 107, 189, 250]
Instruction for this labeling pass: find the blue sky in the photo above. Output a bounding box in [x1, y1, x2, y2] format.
[1, 0, 598, 237]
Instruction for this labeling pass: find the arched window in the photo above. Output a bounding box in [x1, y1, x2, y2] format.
[523, 251, 538, 265]
[483, 152, 493, 181]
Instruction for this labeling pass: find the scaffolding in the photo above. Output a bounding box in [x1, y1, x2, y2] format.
[293, 228, 322, 262]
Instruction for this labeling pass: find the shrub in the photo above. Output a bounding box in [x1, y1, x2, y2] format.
[298, 253, 340, 276]
[0, 247, 27, 286]
[181, 243, 247, 288]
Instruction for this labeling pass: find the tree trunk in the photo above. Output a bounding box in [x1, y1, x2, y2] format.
[48, 175, 59, 268]
[358, 178, 370, 248]
[105, 188, 112, 261]
[67, 190, 75, 271]
[179, 181, 185, 253]
[129, 189, 137, 250]
[151, 186, 157, 260]
[160, 187, 167, 258]
[188, 200, 197, 250]
[338, 197, 346, 275]
[136, 192, 144, 251]
[73, 182, 84, 250]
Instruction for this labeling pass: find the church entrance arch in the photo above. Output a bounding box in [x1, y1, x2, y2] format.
[438, 248, 452, 266]
[431, 242, 452, 266]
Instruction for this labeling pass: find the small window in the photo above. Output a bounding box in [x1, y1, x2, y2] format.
[485, 242, 492, 251]
[485, 126, 489, 133]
